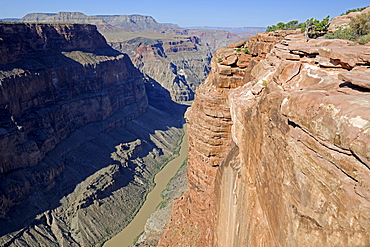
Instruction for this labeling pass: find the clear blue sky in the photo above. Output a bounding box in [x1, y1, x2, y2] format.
[0, 0, 369, 27]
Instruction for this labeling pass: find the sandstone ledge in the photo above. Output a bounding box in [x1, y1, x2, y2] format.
[160, 30, 370, 246]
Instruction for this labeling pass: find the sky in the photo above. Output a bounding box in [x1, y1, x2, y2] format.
[0, 0, 369, 28]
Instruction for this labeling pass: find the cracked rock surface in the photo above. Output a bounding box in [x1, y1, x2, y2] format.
[160, 29, 370, 246]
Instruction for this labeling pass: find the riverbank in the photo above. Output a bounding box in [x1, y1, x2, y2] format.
[132, 158, 188, 246]
[104, 126, 188, 247]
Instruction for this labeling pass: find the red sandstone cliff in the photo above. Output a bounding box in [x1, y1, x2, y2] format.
[160, 28, 370, 246]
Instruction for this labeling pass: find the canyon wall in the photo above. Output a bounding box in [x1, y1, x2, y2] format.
[0, 23, 186, 246]
[110, 36, 212, 102]
[0, 22, 147, 175]
[20, 12, 245, 103]
[160, 29, 370, 246]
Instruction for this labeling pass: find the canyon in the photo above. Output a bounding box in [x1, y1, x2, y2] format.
[0, 22, 186, 246]
[2, 7, 370, 247]
[159, 9, 370, 247]
[18, 12, 262, 102]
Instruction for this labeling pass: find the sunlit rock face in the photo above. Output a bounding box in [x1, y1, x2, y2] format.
[160, 29, 370, 246]
[110, 36, 213, 103]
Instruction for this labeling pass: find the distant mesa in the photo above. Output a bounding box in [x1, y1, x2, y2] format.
[0, 18, 20, 21]
[18, 11, 266, 36]
[19, 12, 184, 33]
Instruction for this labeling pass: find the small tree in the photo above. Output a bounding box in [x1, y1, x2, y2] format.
[302, 16, 330, 39]
[266, 20, 301, 32]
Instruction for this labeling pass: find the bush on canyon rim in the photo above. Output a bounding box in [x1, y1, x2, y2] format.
[341, 6, 368, 15]
[266, 20, 303, 32]
[325, 12, 370, 44]
[266, 16, 330, 37]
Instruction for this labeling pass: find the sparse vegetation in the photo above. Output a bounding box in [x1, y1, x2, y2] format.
[236, 48, 242, 52]
[217, 57, 223, 63]
[350, 12, 370, 36]
[357, 34, 370, 44]
[341, 7, 368, 15]
[324, 26, 355, 40]
[325, 12, 370, 44]
[267, 20, 303, 32]
[243, 48, 250, 54]
[262, 80, 268, 86]
[301, 16, 330, 32]
[266, 16, 330, 39]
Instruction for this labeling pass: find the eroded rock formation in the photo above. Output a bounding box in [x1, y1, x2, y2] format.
[160, 29, 370, 246]
[110, 36, 212, 102]
[20, 12, 247, 103]
[0, 23, 186, 246]
[0, 22, 146, 175]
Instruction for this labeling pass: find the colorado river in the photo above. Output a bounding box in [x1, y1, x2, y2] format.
[104, 126, 188, 247]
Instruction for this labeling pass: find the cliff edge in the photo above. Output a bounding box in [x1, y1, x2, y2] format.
[0, 23, 186, 246]
[160, 27, 370, 246]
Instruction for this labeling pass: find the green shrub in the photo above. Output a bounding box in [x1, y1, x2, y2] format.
[357, 34, 370, 44]
[324, 26, 356, 40]
[243, 48, 250, 54]
[262, 80, 268, 86]
[267, 16, 329, 36]
[301, 16, 330, 33]
[350, 12, 370, 36]
[267, 20, 302, 32]
[217, 57, 222, 63]
[236, 48, 242, 52]
[266, 20, 302, 32]
[325, 12, 370, 44]
[341, 7, 368, 15]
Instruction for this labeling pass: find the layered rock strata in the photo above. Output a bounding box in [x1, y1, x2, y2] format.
[20, 12, 246, 103]
[159, 30, 292, 247]
[160, 30, 370, 246]
[0, 23, 146, 175]
[0, 23, 186, 246]
[110, 36, 212, 102]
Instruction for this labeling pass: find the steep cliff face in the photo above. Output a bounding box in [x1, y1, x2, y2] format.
[160, 30, 370, 246]
[110, 36, 212, 102]
[0, 23, 147, 175]
[20, 12, 246, 103]
[0, 23, 186, 247]
[159, 30, 290, 246]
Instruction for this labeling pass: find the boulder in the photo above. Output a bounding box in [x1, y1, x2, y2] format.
[227, 40, 246, 48]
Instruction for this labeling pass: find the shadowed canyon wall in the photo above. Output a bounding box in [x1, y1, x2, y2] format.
[160, 27, 370, 246]
[19, 12, 246, 103]
[0, 23, 186, 246]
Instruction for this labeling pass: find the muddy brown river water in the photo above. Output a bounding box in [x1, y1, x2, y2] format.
[104, 127, 188, 247]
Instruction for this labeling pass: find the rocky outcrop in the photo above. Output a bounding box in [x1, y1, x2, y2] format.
[0, 23, 187, 247]
[110, 36, 212, 102]
[186, 29, 243, 53]
[329, 6, 370, 32]
[160, 29, 370, 246]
